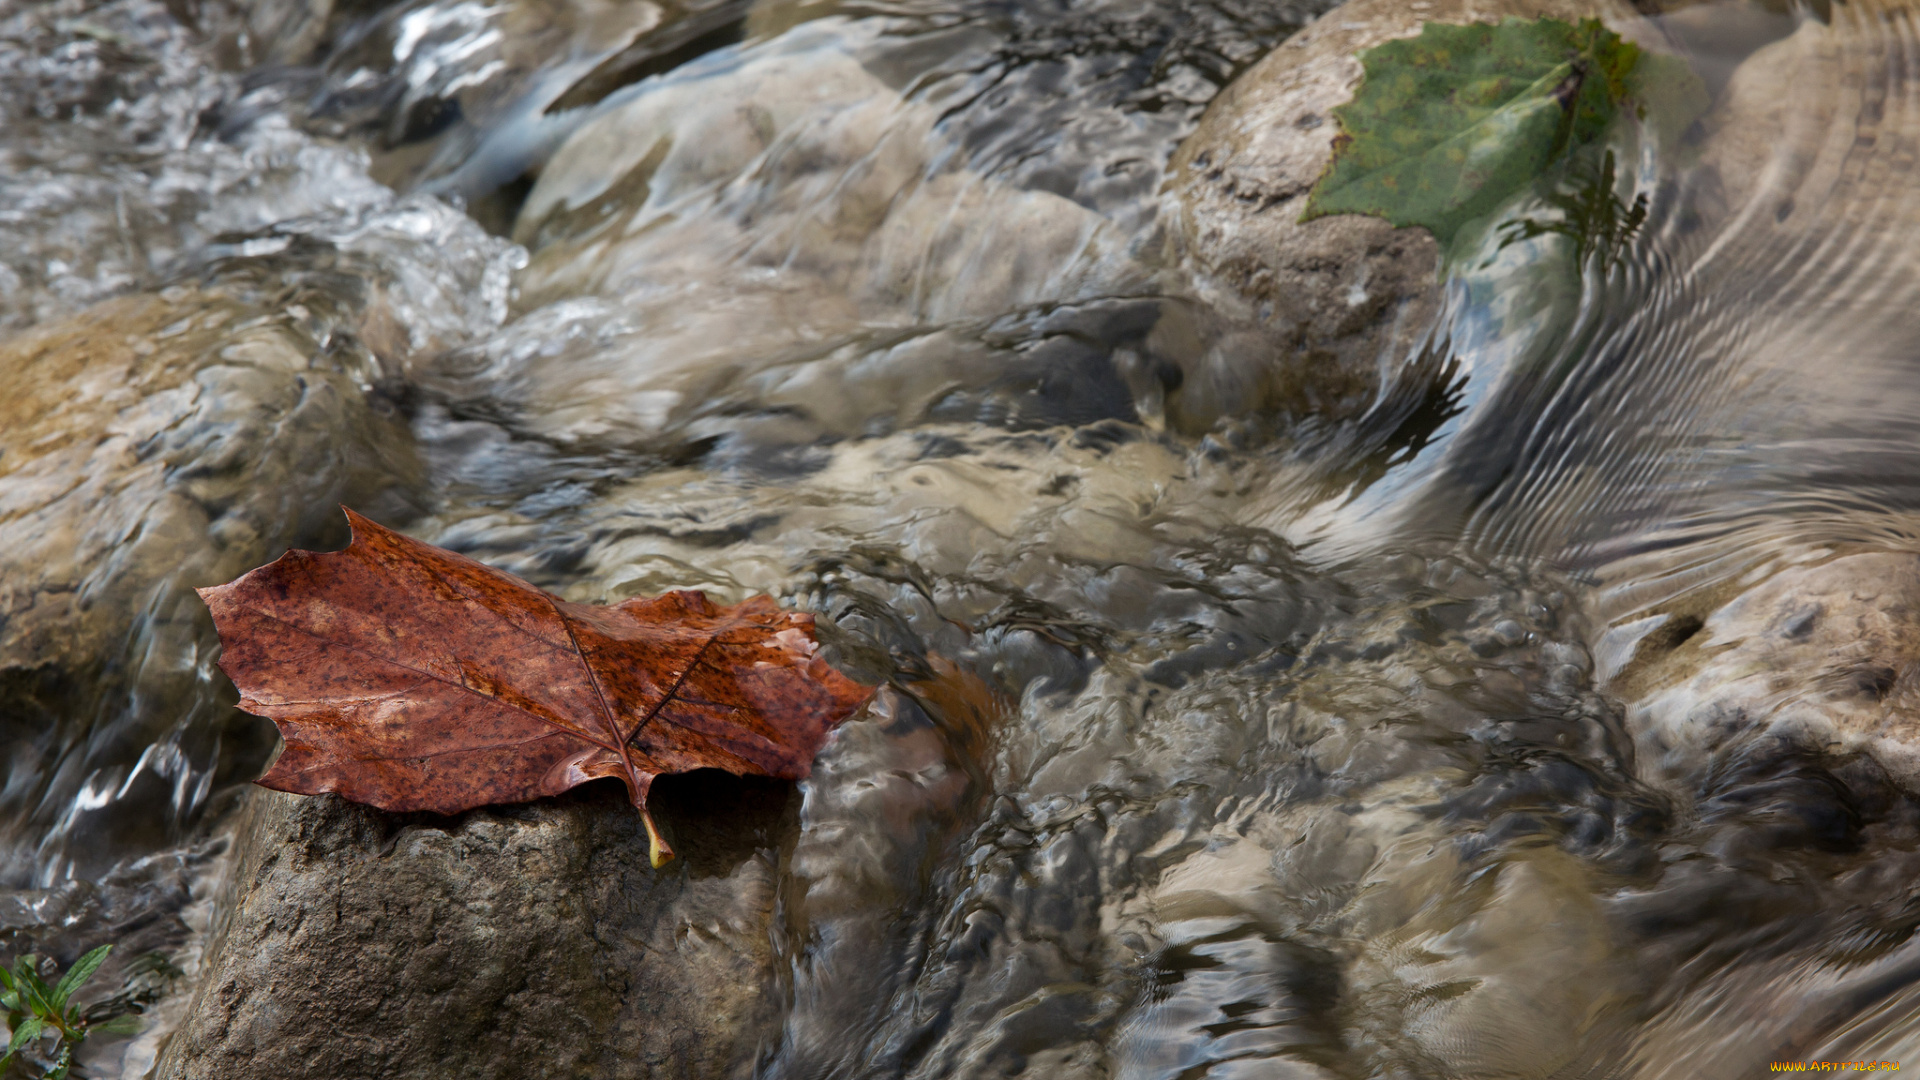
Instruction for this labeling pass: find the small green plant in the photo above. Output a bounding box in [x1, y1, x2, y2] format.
[0, 946, 146, 1080]
[1498, 148, 1649, 271]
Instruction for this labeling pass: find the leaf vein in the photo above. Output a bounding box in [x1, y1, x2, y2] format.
[237, 609, 619, 754]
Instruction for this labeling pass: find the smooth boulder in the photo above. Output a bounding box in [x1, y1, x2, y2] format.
[1156, 0, 1637, 432]
[0, 284, 425, 860]
[513, 33, 1133, 320]
[423, 30, 1144, 449]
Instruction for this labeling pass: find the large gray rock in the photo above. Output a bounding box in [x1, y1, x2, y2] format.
[156, 776, 793, 1080]
[1156, 0, 1637, 432]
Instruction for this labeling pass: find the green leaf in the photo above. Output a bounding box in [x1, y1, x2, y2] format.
[1302, 17, 1640, 247]
[12, 958, 51, 1015]
[49, 945, 111, 1012]
[3, 1015, 45, 1062]
[85, 1013, 143, 1037]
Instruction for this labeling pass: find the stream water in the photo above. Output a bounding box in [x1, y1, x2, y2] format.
[7, 0, 1920, 1074]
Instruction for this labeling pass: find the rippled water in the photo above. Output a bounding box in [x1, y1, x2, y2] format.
[8, 0, 1920, 1073]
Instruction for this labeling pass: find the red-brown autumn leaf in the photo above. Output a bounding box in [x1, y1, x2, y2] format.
[199, 508, 872, 865]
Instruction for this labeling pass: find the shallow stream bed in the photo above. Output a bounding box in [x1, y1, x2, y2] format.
[8, 0, 1920, 1075]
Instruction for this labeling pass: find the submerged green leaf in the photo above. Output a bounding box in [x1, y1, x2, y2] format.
[84, 1013, 143, 1038]
[1302, 17, 1640, 247]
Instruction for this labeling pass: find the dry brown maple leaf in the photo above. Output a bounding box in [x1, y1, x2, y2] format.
[199, 508, 872, 866]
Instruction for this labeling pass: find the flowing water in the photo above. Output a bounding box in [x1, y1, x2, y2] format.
[7, 0, 1920, 1074]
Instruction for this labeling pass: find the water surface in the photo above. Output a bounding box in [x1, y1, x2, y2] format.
[7, 0, 1920, 1074]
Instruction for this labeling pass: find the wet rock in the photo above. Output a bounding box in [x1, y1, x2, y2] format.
[1691, 14, 1851, 232]
[1157, 0, 1636, 432]
[857, 171, 1127, 324]
[237, 0, 338, 65]
[1604, 552, 1920, 785]
[445, 28, 1143, 446]
[1346, 839, 1625, 1076]
[1681, 0, 1920, 317]
[515, 30, 1132, 318]
[1151, 806, 1631, 1080]
[155, 777, 792, 1080]
[279, 0, 731, 231]
[511, 37, 925, 292]
[0, 286, 423, 860]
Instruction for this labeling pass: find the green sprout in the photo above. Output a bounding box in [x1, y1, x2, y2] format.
[0, 946, 155, 1080]
[1498, 148, 1649, 271]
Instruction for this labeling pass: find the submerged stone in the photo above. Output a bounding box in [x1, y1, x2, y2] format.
[1607, 552, 1920, 787]
[460, 31, 1146, 448]
[0, 286, 423, 860]
[1692, 16, 1847, 233]
[514, 36, 1135, 320]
